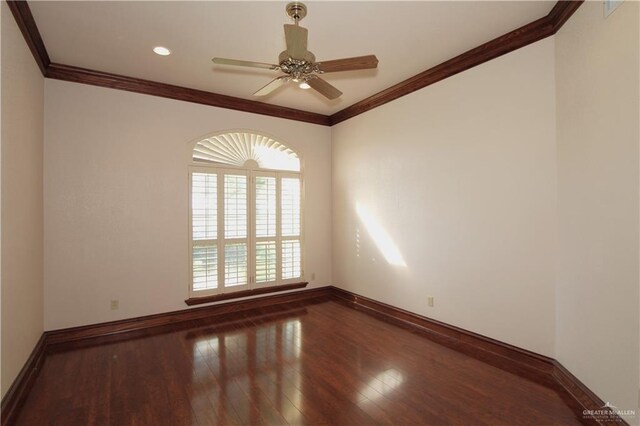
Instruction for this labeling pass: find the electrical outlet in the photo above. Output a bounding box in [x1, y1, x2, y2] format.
[311, 272, 316, 281]
[427, 297, 434, 307]
[110, 300, 119, 310]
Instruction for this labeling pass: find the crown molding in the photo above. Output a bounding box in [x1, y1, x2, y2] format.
[329, 0, 584, 125]
[6, 0, 50, 75]
[6, 0, 583, 126]
[46, 63, 331, 126]
[547, 0, 585, 32]
[6, 0, 330, 126]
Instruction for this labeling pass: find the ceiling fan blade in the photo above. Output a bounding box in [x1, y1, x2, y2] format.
[284, 24, 308, 59]
[254, 76, 289, 96]
[317, 55, 379, 73]
[307, 77, 342, 100]
[212, 57, 279, 70]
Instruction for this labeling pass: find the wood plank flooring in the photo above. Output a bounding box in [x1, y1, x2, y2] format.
[15, 300, 582, 425]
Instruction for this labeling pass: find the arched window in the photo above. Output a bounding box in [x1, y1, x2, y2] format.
[189, 131, 303, 299]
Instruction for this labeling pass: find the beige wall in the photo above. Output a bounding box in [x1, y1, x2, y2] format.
[556, 0, 639, 414]
[8, 0, 639, 414]
[44, 80, 332, 330]
[332, 38, 558, 356]
[1, 2, 45, 397]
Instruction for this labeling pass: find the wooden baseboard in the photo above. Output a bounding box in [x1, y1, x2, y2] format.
[329, 286, 556, 386]
[0, 334, 47, 426]
[2, 285, 625, 425]
[553, 361, 627, 425]
[1, 286, 332, 424]
[330, 286, 626, 426]
[46, 286, 332, 345]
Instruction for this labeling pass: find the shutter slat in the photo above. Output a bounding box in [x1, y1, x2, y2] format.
[282, 240, 301, 280]
[281, 178, 301, 237]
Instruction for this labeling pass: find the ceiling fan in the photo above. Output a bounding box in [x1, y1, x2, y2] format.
[212, 2, 379, 100]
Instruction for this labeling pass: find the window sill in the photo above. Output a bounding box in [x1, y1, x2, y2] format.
[185, 282, 308, 306]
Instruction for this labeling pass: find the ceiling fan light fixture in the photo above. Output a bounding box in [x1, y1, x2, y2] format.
[299, 81, 311, 89]
[153, 46, 171, 56]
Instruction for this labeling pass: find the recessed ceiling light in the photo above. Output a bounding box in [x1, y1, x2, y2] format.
[299, 82, 311, 90]
[153, 46, 171, 56]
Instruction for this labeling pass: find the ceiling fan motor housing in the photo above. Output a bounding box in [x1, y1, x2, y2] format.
[278, 50, 316, 67]
[278, 53, 320, 83]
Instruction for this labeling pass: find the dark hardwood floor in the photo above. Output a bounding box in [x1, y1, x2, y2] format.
[15, 300, 581, 425]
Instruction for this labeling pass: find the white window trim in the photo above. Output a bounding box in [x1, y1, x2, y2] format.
[188, 161, 305, 299]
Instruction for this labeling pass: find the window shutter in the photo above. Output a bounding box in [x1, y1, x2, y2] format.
[255, 176, 276, 238]
[189, 132, 303, 298]
[224, 174, 248, 287]
[281, 177, 301, 280]
[224, 174, 247, 239]
[193, 132, 300, 172]
[191, 172, 218, 291]
[282, 240, 301, 280]
[192, 173, 217, 240]
[224, 243, 247, 287]
[281, 178, 301, 237]
[255, 241, 277, 283]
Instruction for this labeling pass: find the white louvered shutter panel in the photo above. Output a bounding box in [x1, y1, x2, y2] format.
[281, 177, 301, 280]
[255, 175, 277, 284]
[255, 176, 276, 238]
[282, 240, 301, 280]
[191, 172, 218, 291]
[224, 174, 248, 287]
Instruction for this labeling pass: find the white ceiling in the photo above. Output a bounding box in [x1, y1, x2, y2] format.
[30, 1, 555, 115]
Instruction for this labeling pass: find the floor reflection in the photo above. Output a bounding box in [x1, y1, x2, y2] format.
[189, 311, 304, 425]
[14, 301, 583, 425]
[358, 368, 405, 404]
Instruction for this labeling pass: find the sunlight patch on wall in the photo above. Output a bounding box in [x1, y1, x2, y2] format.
[356, 202, 406, 267]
